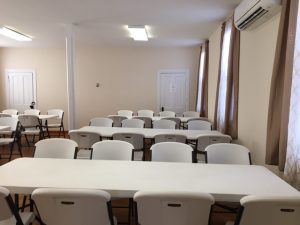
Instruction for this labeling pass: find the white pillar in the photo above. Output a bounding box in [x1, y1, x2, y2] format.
[66, 25, 75, 130]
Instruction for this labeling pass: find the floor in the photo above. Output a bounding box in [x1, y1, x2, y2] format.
[0, 134, 237, 225]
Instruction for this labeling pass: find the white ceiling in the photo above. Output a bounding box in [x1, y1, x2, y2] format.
[0, 0, 242, 48]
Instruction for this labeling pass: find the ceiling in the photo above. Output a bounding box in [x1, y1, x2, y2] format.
[0, 0, 242, 48]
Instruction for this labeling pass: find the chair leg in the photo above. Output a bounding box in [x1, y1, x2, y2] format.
[8, 142, 15, 161]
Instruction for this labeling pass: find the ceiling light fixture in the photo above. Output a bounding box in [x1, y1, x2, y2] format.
[0, 26, 32, 41]
[128, 25, 148, 41]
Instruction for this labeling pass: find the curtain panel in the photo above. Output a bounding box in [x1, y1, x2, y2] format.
[196, 41, 209, 117]
[214, 18, 240, 139]
[265, 0, 298, 171]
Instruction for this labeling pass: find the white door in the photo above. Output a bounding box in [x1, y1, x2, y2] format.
[5, 70, 37, 113]
[158, 70, 189, 114]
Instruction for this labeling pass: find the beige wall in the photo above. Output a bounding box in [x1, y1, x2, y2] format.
[0, 46, 199, 128]
[208, 14, 281, 167]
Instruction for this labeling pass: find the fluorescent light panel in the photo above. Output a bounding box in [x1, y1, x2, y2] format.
[0, 26, 32, 41]
[128, 26, 148, 41]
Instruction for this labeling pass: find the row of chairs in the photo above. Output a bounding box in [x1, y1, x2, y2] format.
[90, 117, 212, 130]
[116, 109, 201, 118]
[1, 185, 300, 225]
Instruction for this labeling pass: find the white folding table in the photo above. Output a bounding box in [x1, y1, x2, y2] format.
[0, 158, 298, 202]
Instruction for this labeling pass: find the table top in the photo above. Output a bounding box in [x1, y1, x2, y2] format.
[77, 126, 220, 140]
[0, 158, 298, 201]
[108, 115, 208, 123]
[0, 126, 10, 131]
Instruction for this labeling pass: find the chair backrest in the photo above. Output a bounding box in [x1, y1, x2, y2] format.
[154, 134, 187, 144]
[134, 116, 152, 128]
[151, 142, 193, 163]
[161, 117, 181, 129]
[187, 120, 212, 130]
[121, 119, 145, 128]
[34, 138, 78, 159]
[183, 111, 200, 117]
[90, 118, 113, 127]
[2, 109, 18, 115]
[236, 195, 300, 225]
[69, 130, 101, 149]
[137, 110, 154, 117]
[107, 115, 127, 127]
[0, 117, 19, 132]
[32, 188, 114, 225]
[205, 143, 251, 165]
[153, 120, 176, 129]
[47, 109, 64, 119]
[117, 110, 133, 117]
[0, 113, 12, 118]
[18, 115, 41, 128]
[91, 140, 133, 160]
[134, 190, 214, 225]
[112, 133, 144, 149]
[0, 186, 25, 224]
[196, 134, 232, 152]
[158, 111, 176, 117]
[24, 109, 41, 115]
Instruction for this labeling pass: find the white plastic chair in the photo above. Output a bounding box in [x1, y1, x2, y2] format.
[137, 110, 154, 117]
[34, 138, 77, 159]
[154, 134, 187, 144]
[162, 117, 181, 129]
[134, 190, 214, 225]
[31, 188, 115, 225]
[134, 116, 152, 128]
[91, 140, 133, 160]
[226, 195, 300, 225]
[0, 186, 35, 225]
[0, 113, 12, 118]
[24, 109, 40, 115]
[113, 133, 145, 161]
[205, 143, 251, 165]
[90, 118, 113, 127]
[1, 109, 18, 115]
[183, 111, 200, 117]
[158, 111, 176, 117]
[153, 120, 176, 129]
[121, 119, 144, 128]
[117, 110, 133, 117]
[107, 115, 127, 127]
[151, 142, 193, 163]
[46, 109, 65, 138]
[187, 120, 212, 130]
[69, 130, 101, 159]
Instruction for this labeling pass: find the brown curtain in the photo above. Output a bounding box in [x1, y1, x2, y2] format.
[214, 18, 240, 139]
[196, 41, 209, 117]
[265, 0, 298, 171]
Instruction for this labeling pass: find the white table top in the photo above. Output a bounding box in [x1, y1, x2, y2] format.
[0, 158, 298, 201]
[77, 126, 220, 140]
[0, 126, 10, 131]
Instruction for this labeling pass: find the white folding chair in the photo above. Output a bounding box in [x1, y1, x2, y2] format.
[158, 111, 176, 117]
[226, 195, 300, 225]
[153, 120, 176, 129]
[45, 109, 65, 138]
[154, 134, 187, 144]
[1, 109, 18, 115]
[113, 133, 145, 161]
[69, 130, 101, 159]
[121, 119, 145, 128]
[187, 120, 212, 130]
[137, 110, 154, 117]
[24, 109, 40, 115]
[34, 138, 77, 159]
[183, 111, 200, 117]
[107, 115, 127, 127]
[134, 116, 152, 128]
[117, 110, 133, 117]
[91, 140, 133, 160]
[134, 190, 214, 225]
[0, 186, 35, 225]
[151, 142, 193, 163]
[205, 143, 251, 165]
[32, 188, 116, 225]
[161, 117, 181, 129]
[89, 118, 113, 127]
[0, 113, 12, 118]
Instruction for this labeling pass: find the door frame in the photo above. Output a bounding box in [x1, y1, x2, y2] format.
[157, 69, 189, 113]
[5, 69, 37, 110]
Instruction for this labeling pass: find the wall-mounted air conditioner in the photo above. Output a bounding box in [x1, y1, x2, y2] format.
[234, 0, 281, 30]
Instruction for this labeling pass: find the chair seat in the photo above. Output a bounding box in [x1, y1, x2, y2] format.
[76, 149, 92, 159]
[133, 151, 144, 161]
[0, 212, 35, 225]
[0, 138, 14, 145]
[0, 131, 13, 136]
[22, 129, 44, 135]
[47, 123, 61, 127]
